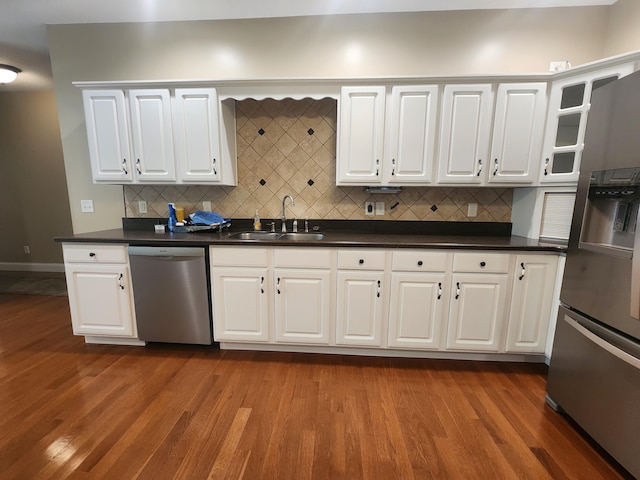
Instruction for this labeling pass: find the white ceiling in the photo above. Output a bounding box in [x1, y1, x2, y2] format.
[0, 0, 618, 91]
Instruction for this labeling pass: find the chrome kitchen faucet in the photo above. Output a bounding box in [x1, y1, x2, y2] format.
[281, 194, 295, 232]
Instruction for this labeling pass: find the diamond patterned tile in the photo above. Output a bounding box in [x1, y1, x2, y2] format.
[125, 97, 512, 223]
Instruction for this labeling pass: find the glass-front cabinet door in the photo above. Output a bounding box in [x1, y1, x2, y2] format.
[540, 63, 635, 184]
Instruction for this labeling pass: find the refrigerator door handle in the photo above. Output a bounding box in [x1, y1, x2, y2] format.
[631, 208, 640, 319]
[565, 316, 640, 370]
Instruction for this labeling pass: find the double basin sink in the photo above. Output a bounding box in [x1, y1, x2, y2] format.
[230, 231, 325, 241]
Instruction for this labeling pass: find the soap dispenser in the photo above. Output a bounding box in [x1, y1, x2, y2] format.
[253, 210, 262, 231]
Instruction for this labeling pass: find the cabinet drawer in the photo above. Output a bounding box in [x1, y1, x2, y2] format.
[210, 247, 268, 267]
[392, 250, 449, 272]
[274, 248, 331, 269]
[63, 244, 127, 264]
[453, 252, 510, 273]
[337, 250, 385, 270]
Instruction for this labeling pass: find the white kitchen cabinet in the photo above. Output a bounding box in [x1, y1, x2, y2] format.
[337, 85, 438, 185]
[488, 83, 547, 184]
[446, 253, 510, 351]
[386, 85, 439, 184]
[437, 84, 493, 184]
[63, 244, 138, 339]
[506, 254, 558, 353]
[336, 271, 384, 347]
[335, 250, 385, 347]
[128, 89, 176, 182]
[211, 267, 269, 342]
[210, 247, 270, 342]
[274, 268, 331, 344]
[388, 272, 448, 350]
[446, 273, 509, 351]
[174, 88, 223, 183]
[337, 86, 386, 184]
[82, 90, 133, 182]
[388, 250, 450, 350]
[273, 248, 332, 345]
[82, 87, 236, 185]
[540, 63, 635, 184]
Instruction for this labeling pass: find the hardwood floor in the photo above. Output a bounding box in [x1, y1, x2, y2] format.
[0, 293, 629, 479]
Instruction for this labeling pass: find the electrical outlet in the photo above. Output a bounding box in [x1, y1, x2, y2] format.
[467, 202, 478, 217]
[23, 246, 30, 254]
[375, 202, 385, 216]
[138, 200, 147, 214]
[202, 201, 212, 212]
[80, 199, 94, 213]
[365, 201, 374, 216]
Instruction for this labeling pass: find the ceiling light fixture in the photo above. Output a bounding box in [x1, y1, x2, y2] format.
[0, 64, 21, 84]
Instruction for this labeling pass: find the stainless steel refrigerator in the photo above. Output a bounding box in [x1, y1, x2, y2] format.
[546, 70, 640, 478]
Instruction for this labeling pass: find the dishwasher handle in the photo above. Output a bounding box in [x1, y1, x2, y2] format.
[128, 246, 205, 258]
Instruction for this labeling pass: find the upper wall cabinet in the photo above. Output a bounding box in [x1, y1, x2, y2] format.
[539, 63, 635, 184]
[437, 83, 547, 185]
[436, 84, 494, 184]
[387, 86, 439, 184]
[82, 88, 237, 185]
[128, 89, 176, 182]
[488, 83, 547, 184]
[82, 90, 133, 182]
[337, 86, 386, 185]
[174, 88, 236, 185]
[337, 85, 438, 185]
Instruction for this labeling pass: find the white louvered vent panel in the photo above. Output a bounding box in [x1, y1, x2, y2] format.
[540, 192, 576, 240]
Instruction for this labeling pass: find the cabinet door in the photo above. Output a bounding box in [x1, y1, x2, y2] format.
[388, 272, 448, 350]
[211, 267, 269, 342]
[506, 255, 558, 353]
[65, 264, 136, 337]
[336, 271, 384, 346]
[129, 89, 176, 182]
[437, 84, 493, 184]
[82, 90, 133, 183]
[174, 88, 222, 183]
[386, 86, 438, 184]
[488, 83, 547, 184]
[274, 268, 331, 344]
[337, 86, 385, 184]
[540, 63, 635, 184]
[446, 273, 508, 351]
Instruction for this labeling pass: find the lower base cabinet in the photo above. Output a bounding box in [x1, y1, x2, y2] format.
[211, 267, 269, 342]
[446, 273, 509, 351]
[63, 244, 138, 339]
[506, 254, 559, 353]
[336, 270, 384, 346]
[209, 246, 560, 358]
[388, 272, 448, 350]
[274, 268, 331, 344]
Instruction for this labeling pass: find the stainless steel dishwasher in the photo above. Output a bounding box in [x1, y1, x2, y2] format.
[128, 246, 212, 345]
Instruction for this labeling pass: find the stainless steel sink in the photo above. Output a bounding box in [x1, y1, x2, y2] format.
[230, 231, 281, 240]
[230, 231, 325, 241]
[278, 232, 325, 241]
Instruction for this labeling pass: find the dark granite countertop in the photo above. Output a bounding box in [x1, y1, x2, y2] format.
[55, 219, 566, 253]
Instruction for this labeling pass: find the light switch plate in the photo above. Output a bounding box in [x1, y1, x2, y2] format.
[467, 202, 478, 217]
[138, 200, 147, 214]
[80, 199, 94, 213]
[202, 201, 212, 212]
[375, 202, 385, 216]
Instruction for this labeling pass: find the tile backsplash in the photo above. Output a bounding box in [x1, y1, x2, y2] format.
[124, 98, 512, 223]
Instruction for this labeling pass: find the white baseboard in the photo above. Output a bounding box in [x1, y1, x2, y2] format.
[0, 262, 65, 273]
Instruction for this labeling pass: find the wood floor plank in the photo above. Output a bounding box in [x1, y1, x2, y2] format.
[0, 293, 632, 479]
